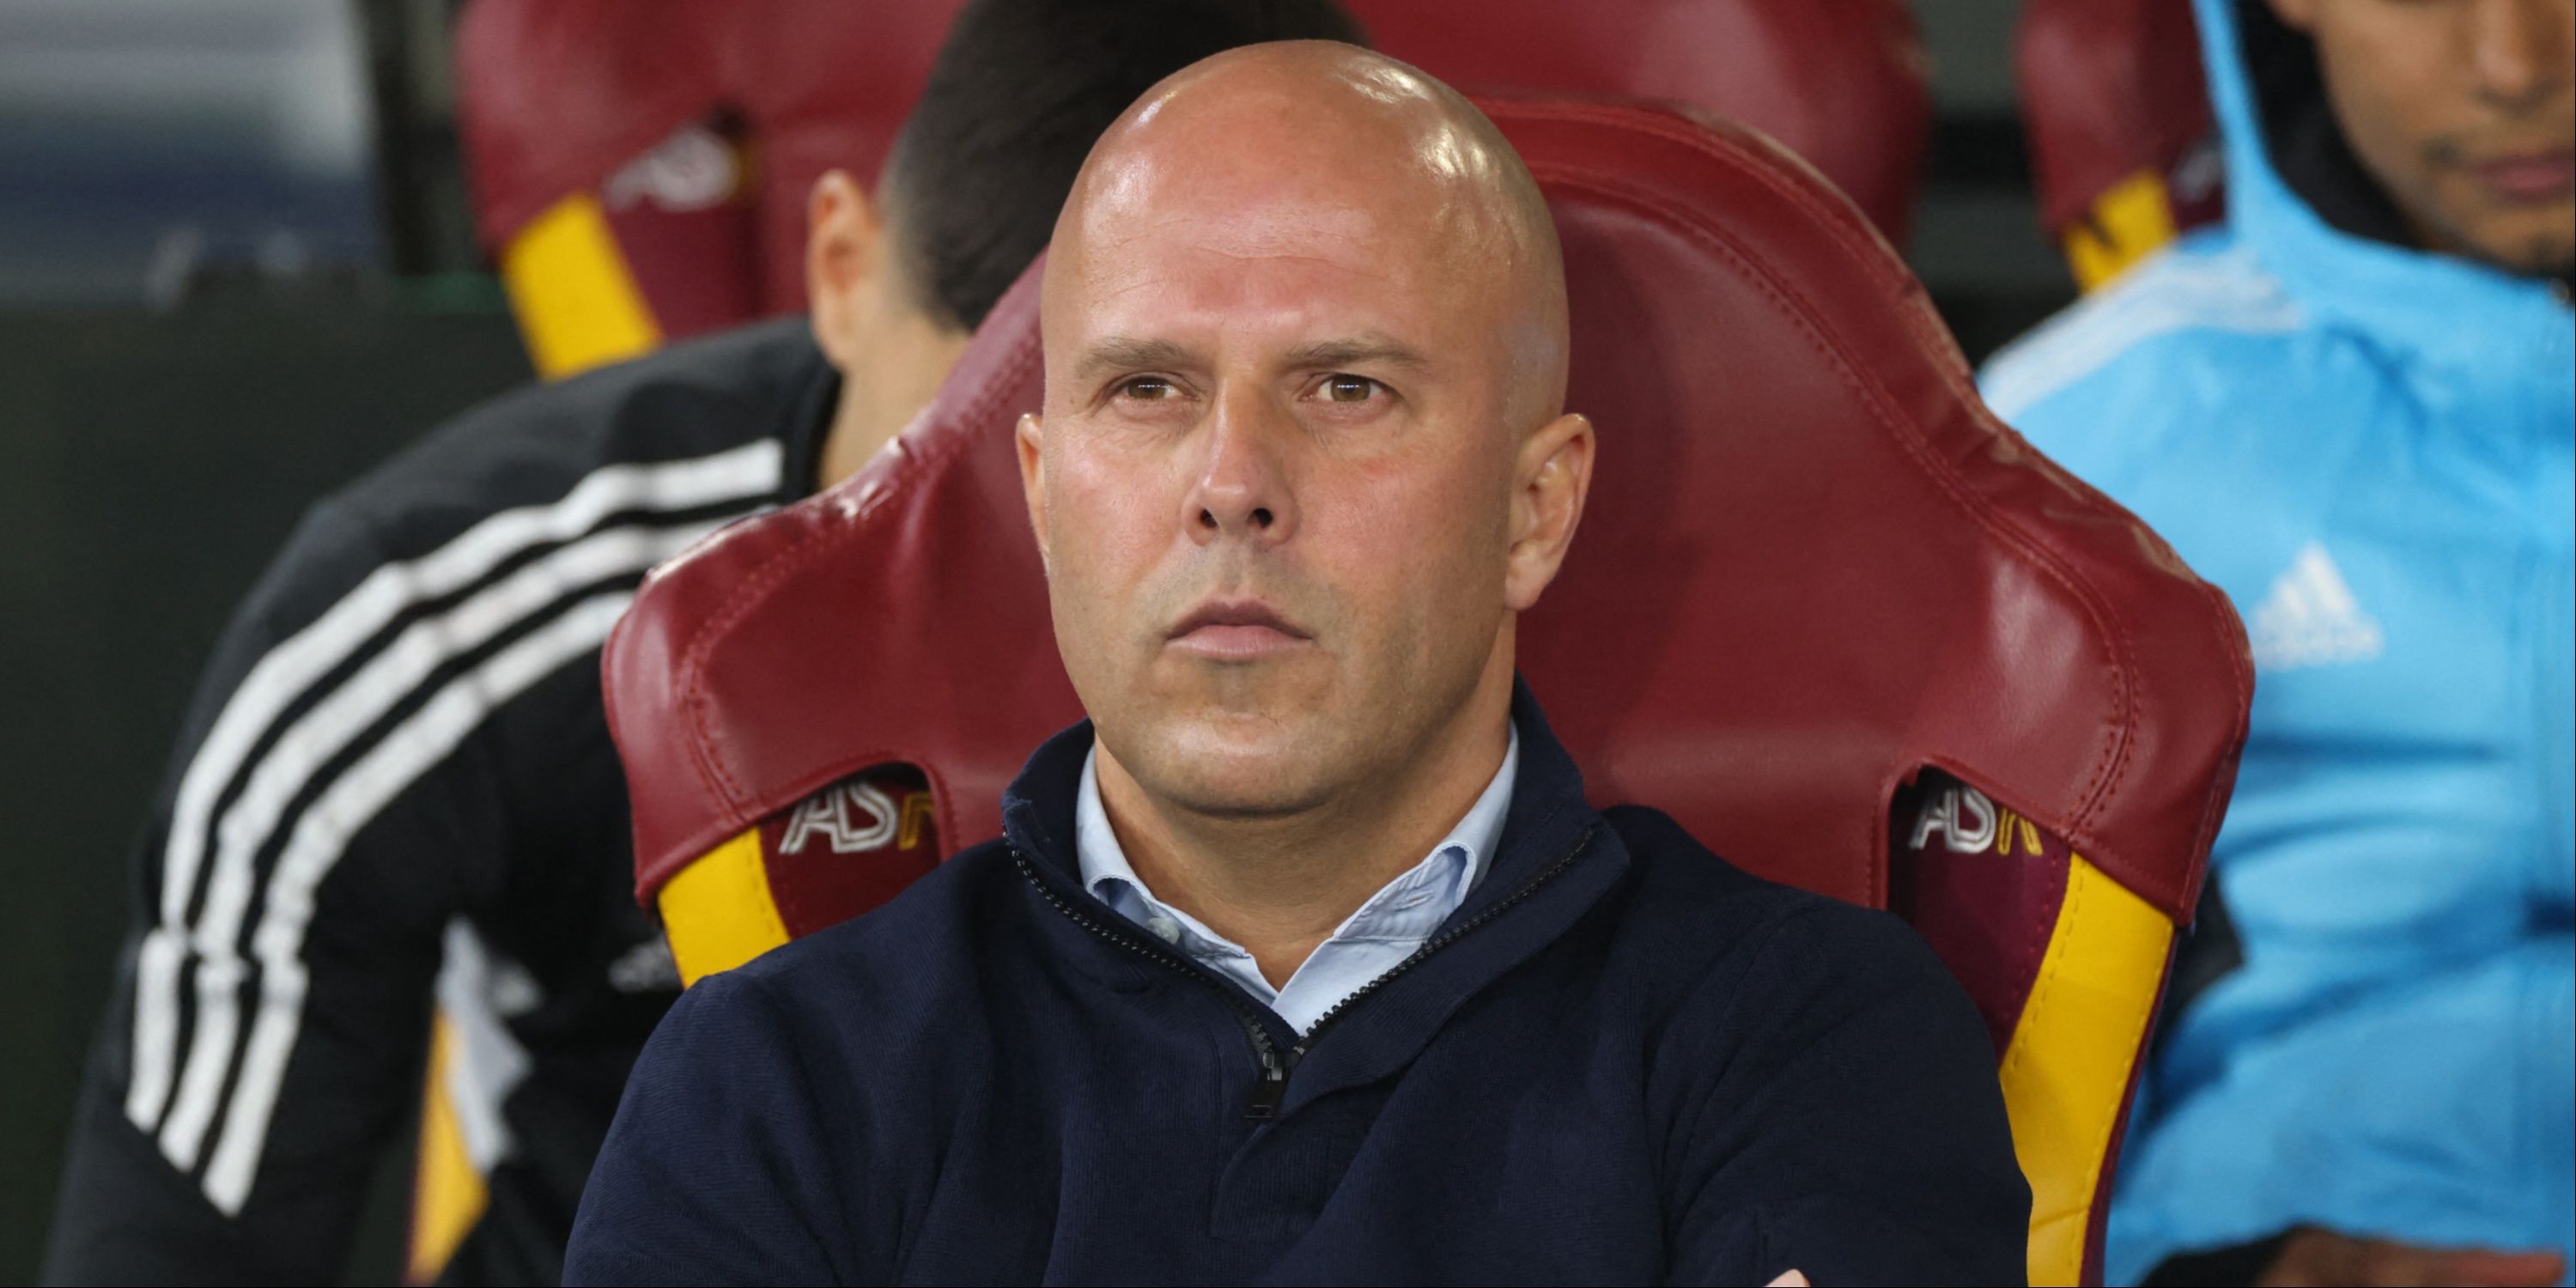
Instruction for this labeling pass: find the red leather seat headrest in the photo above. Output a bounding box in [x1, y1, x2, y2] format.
[1348, 0, 1929, 246]
[457, 0, 969, 314]
[2016, 0, 2225, 244]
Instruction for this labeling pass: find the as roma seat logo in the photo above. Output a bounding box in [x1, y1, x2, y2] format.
[753, 765, 941, 939]
[778, 779, 934, 855]
[1907, 781, 2047, 858]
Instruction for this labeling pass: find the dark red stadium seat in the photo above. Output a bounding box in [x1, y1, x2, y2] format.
[2017, 0, 2226, 289]
[453, 0, 1929, 374]
[603, 95, 2251, 1284]
[453, 0, 970, 375]
[1348, 0, 1927, 246]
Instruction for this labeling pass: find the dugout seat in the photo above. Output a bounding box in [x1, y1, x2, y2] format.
[604, 94, 2252, 1284]
[454, 0, 1928, 376]
[1347, 0, 1928, 246]
[453, 0, 971, 377]
[2018, 0, 2227, 290]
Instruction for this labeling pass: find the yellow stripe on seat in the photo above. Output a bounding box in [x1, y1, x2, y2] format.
[404, 1012, 487, 1285]
[1999, 854, 2177, 1285]
[657, 829, 791, 986]
[414, 831, 780, 1275]
[499, 194, 663, 380]
[2064, 171, 2181, 293]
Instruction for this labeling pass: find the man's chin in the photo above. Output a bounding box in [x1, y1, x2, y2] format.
[1115, 713, 1339, 820]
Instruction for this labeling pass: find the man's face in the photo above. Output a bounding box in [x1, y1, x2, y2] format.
[2278, 0, 2575, 275]
[1024, 96, 1552, 818]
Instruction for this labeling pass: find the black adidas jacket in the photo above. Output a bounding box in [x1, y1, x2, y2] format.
[43, 321, 843, 1285]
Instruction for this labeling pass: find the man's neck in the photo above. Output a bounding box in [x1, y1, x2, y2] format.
[1094, 664, 1517, 988]
[813, 318, 973, 491]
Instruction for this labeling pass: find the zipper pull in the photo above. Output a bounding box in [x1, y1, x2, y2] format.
[1245, 1052, 1288, 1121]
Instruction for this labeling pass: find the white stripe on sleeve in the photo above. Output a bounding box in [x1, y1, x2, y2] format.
[202, 590, 645, 1213]
[125, 440, 777, 1174]
[155, 519, 728, 1170]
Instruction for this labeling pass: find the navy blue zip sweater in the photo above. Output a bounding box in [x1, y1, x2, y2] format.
[568, 690, 2029, 1285]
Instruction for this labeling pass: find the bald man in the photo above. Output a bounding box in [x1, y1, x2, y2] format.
[566, 45, 2028, 1286]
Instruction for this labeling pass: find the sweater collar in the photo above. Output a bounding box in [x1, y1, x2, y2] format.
[1000, 677, 1601, 918]
[1072, 726, 1517, 953]
[1000, 681, 1628, 1115]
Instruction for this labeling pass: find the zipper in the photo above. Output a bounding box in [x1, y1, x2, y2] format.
[1013, 821, 1598, 1122]
[1012, 848, 1293, 1117]
[1279, 823, 1598, 1069]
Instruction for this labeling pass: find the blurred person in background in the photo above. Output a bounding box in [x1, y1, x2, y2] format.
[1983, 0, 2573, 1285]
[39, 1, 1362, 1283]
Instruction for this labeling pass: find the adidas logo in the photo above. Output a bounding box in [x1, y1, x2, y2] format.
[2249, 543, 2384, 670]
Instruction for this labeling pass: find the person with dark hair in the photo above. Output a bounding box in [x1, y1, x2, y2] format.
[40, 3, 1363, 1284]
[884, 0, 1363, 337]
[1983, 1, 2571, 1285]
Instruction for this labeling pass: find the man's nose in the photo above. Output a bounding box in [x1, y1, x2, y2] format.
[1183, 387, 1299, 548]
[2468, 0, 2571, 115]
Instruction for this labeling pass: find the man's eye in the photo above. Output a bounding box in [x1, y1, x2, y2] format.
[1321, 374, 1379, 404]
[1118, 377, 1176, 401]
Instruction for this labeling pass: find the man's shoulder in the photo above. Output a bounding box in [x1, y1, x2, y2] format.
[220, 319, 824, 653]
[1598, 805, 1963, 1021]
[323, 319, 823, 560]
[1979, 235, 2308, 451]
[715, 837, 1031, 1017]
[1601, 805, 1844, 914]
[1973, 234, 2350, 519]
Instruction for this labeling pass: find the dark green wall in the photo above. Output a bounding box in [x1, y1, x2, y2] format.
[0, 301, 532, 1284]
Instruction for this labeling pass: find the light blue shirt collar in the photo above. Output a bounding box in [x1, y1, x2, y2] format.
[1076, 726, 1519, 1034]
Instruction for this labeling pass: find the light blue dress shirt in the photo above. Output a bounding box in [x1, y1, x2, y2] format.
[1075, 729, 1519, 1034]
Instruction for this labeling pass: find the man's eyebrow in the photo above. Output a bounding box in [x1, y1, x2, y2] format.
[1282, 335, 1431, 372]
[1072, 337, 1195, 383]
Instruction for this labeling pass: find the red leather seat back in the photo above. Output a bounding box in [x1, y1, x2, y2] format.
[453, 0, 967, 376]
[459, 0, 967, 317]
[606, 97, 2251, 1284]
[458, 0, 1929, 368]
[2017, 0, 2225, 289]
[1350, 0, 1929, 246]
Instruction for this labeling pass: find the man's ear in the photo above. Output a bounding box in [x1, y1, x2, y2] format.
[806, 169, 885, 371]
[1016, 413, 1052, 573]
[1502, 412, 1595, 613]
[2263, 0, 2319, 33]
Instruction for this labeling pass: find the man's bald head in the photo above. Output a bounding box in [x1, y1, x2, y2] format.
[1047, 41, 1569, 430]
[1018, 40, 1594, 831]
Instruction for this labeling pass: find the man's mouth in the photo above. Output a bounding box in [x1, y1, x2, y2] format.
[1166, 598, 1313, 661]
[2472, 148, 2575, 204]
